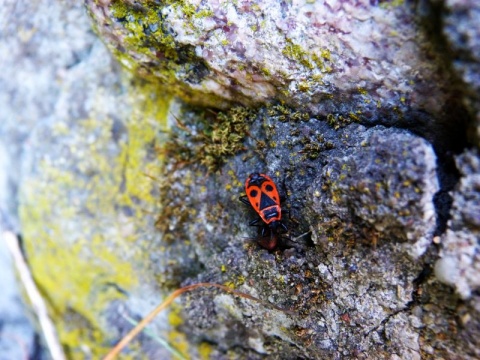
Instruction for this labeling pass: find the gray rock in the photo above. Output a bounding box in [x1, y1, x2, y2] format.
[307, 126, 438, 258]
[384, 313, 421, 360]
[85, 0, 468, 149]
[435, 150, 480, 299]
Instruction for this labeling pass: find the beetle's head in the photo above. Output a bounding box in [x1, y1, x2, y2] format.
[248, 173, 264, 186]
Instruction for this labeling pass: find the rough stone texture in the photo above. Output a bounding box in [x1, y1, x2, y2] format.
[85, 0, 468, 150]
[151, 108, 474, 359]
[307, 127, 438, 258]
[1, 0, 479, 359]
[435, 150, 480, 299]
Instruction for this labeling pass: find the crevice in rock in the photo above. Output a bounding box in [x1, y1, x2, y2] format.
[363, 262, 433, 340]
[414, 0, 473, 237]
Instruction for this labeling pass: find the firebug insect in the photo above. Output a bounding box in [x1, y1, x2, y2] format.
[240, 173, 288, 250]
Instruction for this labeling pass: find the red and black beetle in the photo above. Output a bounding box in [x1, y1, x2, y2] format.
[240, 173, 288, 250]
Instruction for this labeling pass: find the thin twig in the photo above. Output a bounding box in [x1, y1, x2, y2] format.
[104, 282, 294, 360]
[2, 231, 66, 360]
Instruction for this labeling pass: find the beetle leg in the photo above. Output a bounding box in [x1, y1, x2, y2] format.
[248, 218, 261, 226]
[239, 195, 251, 206]
[261, 226, 269, 238]
[279, 176, 289, 203]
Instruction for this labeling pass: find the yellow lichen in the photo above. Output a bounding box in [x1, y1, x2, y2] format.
[167, 330, 190, 359]
[357, 87, 368, 96]
[198, 342, 213, 360]
[19, 77, 171, 357]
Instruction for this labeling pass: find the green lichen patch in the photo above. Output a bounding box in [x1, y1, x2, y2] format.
[281, 38, 332, 75]
[109, 0, 177, 61]
[93, 0, 213, 95]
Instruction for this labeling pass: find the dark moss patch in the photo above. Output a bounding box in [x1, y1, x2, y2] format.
[162, 105, 255, 173]
[267, 103, 310, 123]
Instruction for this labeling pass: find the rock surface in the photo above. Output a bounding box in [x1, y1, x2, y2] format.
[435, 150, 480, 299]
[0, 0, 479, 359]
[86, 0, 467, 149]
[307, 126, 438, 258]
